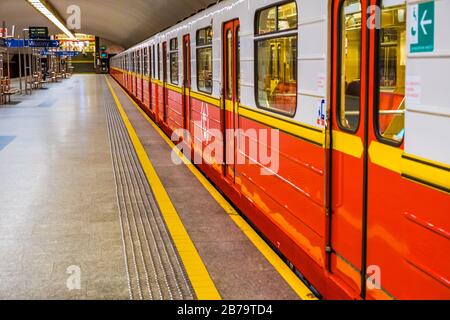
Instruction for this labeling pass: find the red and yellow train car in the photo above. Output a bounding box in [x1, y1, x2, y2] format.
[110, 0, 450, 300]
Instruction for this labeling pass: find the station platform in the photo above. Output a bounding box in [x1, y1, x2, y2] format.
[0, 74, 316, 300]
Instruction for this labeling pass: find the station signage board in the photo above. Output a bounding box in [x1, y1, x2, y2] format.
[5, 39, 60, 48]
[410, 0, 435, 53]
[29, 27, 49, 40]
[28, 39, 60, 48]
[40, 50, 81, 57]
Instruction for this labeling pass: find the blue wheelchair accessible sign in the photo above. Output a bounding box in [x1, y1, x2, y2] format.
[410, 1, 435, 53]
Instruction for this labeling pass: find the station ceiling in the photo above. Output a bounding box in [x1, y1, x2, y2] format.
[1, 0, 218, 49]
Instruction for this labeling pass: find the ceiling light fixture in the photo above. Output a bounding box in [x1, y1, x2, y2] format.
[26, 0, 76, 39]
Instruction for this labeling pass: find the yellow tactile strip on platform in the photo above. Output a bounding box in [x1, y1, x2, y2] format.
[105, 76, 221, 300]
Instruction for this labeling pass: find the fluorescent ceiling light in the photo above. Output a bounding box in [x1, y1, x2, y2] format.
[27, 0, 76, 39]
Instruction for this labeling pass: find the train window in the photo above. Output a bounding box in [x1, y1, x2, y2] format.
[170, 38, 179, 85]
[197, 27, 213, 46]
[255, 1, 297, 117]
[338, 0, 362, 132]
[196, 27, 213, 94]
[257, 2, 298, 35]
[278, 2, 298, 31]
[257, 7, 277, 35]
[376, 0, 406, 144]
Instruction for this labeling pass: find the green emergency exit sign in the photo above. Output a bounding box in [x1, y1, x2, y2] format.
[410, 1, 435, 53]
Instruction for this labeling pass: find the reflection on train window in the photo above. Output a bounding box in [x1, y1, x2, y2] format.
[255, 2, 297, 116]
[377, 0, 406, 144]
[196, 27, 213, 94]
[170, 38, 179, 84]
[339, 0, 362, 132]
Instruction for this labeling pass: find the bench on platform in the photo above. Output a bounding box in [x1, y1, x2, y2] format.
[0, 78, 20, 104]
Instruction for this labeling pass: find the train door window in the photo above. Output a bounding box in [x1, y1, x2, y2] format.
[149, 47, 153, 77]
[151, 46, 153, 78]
[157, 44, 161, 80]
[338, 0, 362, 132]
[130, 53, 132, 72]
[152, 45, 156, 78]
[170, 38, 179, 85]
[196, 26, 213, 94]
[226, 29, 233, 99]
[376, 0, 406, 144]
[131, 53, 134, 73]
[139, 49, 143, 75]
[138, 50, 142, 75]
[255, 1, 298, 117]
[144, 47, 149, 76]
[236, 27, 240, 100]
[136, 50, 139, 74]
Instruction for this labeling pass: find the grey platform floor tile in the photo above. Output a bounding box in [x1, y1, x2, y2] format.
[0, 75, 128, 300]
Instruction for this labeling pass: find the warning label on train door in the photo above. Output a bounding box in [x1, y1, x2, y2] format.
[410, 1, 435, 53]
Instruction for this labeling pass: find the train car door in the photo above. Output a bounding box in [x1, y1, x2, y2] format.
[140, 47, 144, 103]
[134, 51, 138, 97]
[147, 46, 152, 112]
[223, 19, 240, 181]
[162, 42, 168, 122]
[329, 0, 370, 298]
[183, 35, 191, 131]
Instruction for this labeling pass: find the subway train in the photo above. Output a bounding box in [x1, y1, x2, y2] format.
[110, 0, 450, 300]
